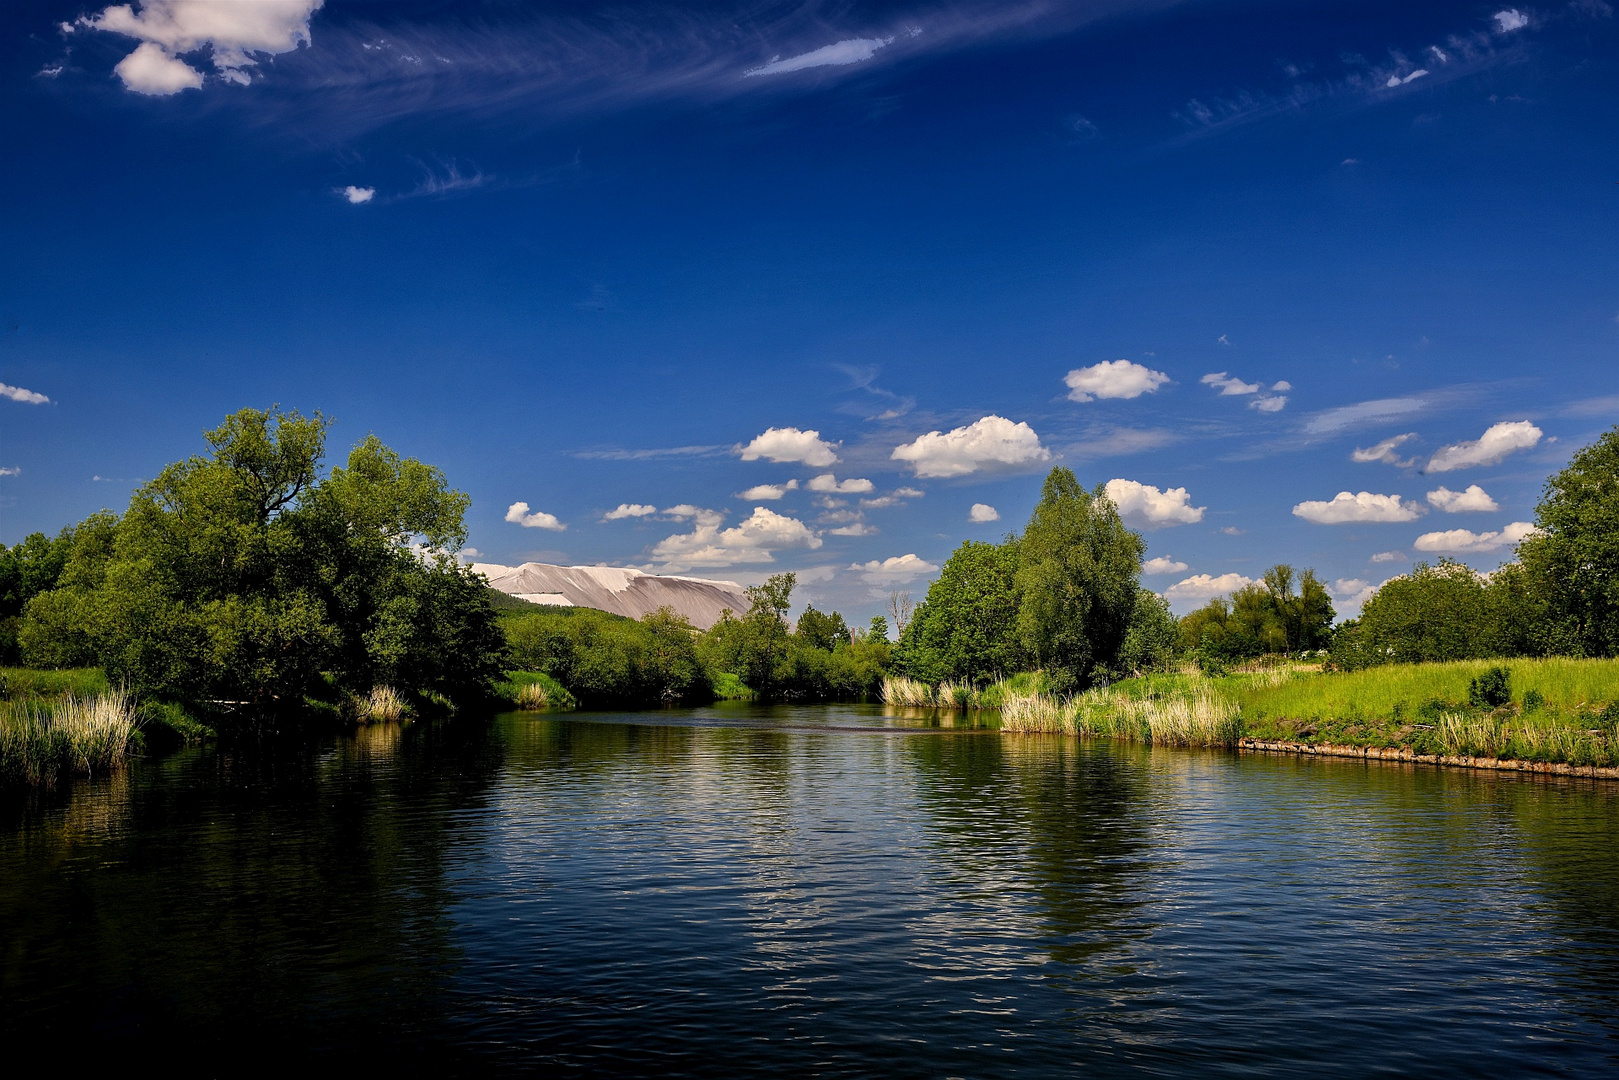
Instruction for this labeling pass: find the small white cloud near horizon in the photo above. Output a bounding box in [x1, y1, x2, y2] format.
[1203, 371, 1287, 411]
[808, 473, 875, 494]
[1104, 479, 1205, 527]
[652, 506, 820, 570]
[1064, 359, 1170, 402]
[1413, 521, 1538, 553]
[851, 553, 938, 584]
[1494, 9, 1529, 33]
[341, 185, 375, 204]
[860, 487, 922, 509]
[1352, 432, 1418, 466]
[1426, 421, 1542, 472]
[1143, 556, 1188, 575]
[506, 501, 566, 531]
[87, 0, 323, 95]
[1292, 491, 1424, 524]
[1331, 577, 1385, 617]
[1201, 371, 1259, 396]
[739, 479, 799, 500]
[1165, 572, 1255, 602]
[1370, 551, 1406, 563]
[1426, 485, 1499, 513]
[602, 503, 658, 521]
[0, 466, 20, 477]
[1, 383, 51, 405]
[829, 523, 878, 537]
[740, 426, 839, 467]
[968, 503, 1000, 523]
[744, 35, 894, 77]
[891, 415, 1050, 478]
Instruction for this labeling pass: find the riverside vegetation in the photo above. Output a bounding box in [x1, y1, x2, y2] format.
[4, 414, 1619, 786]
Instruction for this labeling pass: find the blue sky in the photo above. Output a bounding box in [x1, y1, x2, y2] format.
[2, 0, 1616, 623]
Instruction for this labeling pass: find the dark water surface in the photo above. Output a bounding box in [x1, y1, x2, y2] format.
[3, 704, 1618, 1075]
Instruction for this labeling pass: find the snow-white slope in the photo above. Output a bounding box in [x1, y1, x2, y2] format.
[473, 562, 751, 629]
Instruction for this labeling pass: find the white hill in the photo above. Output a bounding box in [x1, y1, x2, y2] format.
[473, 562, 752, 629]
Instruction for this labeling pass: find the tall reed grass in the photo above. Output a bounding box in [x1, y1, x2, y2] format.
[1000, 681, 1242, 746]
[0, 690, 139, 788]
[354, 685, 407, 722]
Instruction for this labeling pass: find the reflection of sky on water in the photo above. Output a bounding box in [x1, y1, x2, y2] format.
[2, 706, 1618, 1073]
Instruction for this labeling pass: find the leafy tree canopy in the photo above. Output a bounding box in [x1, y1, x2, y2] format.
[20, 407, 504, 720]
[1519, 424, 1619, 656]
[898, 538, 1024, 684]
[1015, 468, 1145, 691]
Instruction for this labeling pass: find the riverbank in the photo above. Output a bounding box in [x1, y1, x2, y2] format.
[890, 658, 1619, 772]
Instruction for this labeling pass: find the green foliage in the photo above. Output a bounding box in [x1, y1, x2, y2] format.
[1523, 688, 1545, 712]
[505, 605, 704, 706]
[1518, 424, 1619, 657]
[897, 539, 1024, 684]
[16, 407, 506, 724]
[1015, 468, 1145, 692]
[867, 615, 889, 643]
[1178, 564, 1334, 662]
[1115, 588, 1180, 676]
[1468, 665, 1512, 708]
[796, 605, 851, 652]
[1336, 559, 1543, 668]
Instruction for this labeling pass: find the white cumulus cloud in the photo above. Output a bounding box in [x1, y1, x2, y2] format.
[1142, 556, 1188, 574]
[1426, 485, 1499, 513]
[1331, 577, 1385, 617]
[739, 426, 839, 467]
[1064, 359, 1170, 402]
[0, 383, 50, 405]
[968, 503, 1000, 523]
[1352, 433, 1418, 466]
[1165, 573, 1255, 601]
[1251, 395, 1288, 413]
[1413, 521, 1538, 553]
[891, 415, 1050, 478]
[1104, 479, 1205, 527]
[505, 501, 565, 531]
[112, 40, 204, 93]
[1201, 371, 1260, 396]
[851, 553, 939, 584]
[1426, 421, 1542, 473]
[652, 506, 820, 569]
[1370, 551, 1406, 563]
[602, 503, 657, 520]
[1292, 491, 1424, 524]
[807, 473, 875, 494]
[739, 480, 798, 500]
[341, 185, 375, 204]
[829, 523, 878, 537]
[1494, 9, 1529, 33]
[744, 36, 893, 77]
[88, 0, 323, 94]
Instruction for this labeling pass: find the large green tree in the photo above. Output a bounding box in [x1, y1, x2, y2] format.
[898, 538, 1023, 684]
[1015, 468, 1146, 691]
[20, 407, 505, 717]
[1519, 424, 1619, 656]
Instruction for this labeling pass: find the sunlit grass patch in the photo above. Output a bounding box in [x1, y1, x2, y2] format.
[0, 690, 139, 788]
[496, 671, 578, 711]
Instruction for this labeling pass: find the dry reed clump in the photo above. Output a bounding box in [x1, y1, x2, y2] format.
[358, 685, 407, 723]
[1001, 683, 1241, 747]
[1437, 711, 1617, 766]
[880, 675, 996, 709]
[515, 681, 551, 710]
[0, 690, 139, 788]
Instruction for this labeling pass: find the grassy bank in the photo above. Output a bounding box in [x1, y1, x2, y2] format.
[979, 657, 1619, 768]
[1, 690, 139, 788]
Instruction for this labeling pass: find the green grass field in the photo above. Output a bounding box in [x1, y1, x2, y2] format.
[995, 657, 1619, 767]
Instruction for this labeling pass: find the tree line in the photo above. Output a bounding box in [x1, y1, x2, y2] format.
[4, 409, 1616, 726]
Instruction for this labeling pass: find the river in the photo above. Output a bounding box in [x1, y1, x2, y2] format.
[3, 703, 1617, 1075]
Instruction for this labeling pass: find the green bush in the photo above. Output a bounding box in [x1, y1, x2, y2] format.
[1468, 666, 1512, 708]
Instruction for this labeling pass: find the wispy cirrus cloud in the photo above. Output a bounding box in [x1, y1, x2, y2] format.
[1174, 8, 1537, 141]
[52, 1, 1179, 142]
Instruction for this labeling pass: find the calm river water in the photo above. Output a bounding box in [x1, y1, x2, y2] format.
[3, 704, 1618, 1075]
